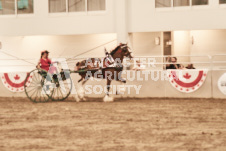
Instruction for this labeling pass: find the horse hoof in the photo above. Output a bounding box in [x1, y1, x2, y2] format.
[77, 87, 85, 99]
[73, 95, 80, 102]
[121, 78, 127, 83]
[103, 95, 114, 102]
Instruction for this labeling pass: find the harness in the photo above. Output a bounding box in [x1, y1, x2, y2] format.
[103, 49, 115, 68]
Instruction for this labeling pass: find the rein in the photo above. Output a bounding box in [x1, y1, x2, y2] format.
[66, 39, 117, 61]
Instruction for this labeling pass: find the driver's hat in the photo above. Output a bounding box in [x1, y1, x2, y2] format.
[41, 50, 49, 55]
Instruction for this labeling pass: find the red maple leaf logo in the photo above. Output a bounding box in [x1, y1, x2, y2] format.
[183, 73, 191, 79]
[14, 74, 20, 80]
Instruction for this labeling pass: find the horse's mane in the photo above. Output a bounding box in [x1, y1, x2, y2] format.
[110, 44, 127, 56]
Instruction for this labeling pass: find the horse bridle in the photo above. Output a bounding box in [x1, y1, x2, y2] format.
[121, 45, 133, 58]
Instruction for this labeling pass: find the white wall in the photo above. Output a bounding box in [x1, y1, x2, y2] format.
[1, 70, 225, 99]
[130, 30, 226, 58]
[131, 32, 162, 56]
[1, 0, 226, 37]
[190, 30, 226, 56]
[128, 0, 226, 32]
[172, 31, 191, 62]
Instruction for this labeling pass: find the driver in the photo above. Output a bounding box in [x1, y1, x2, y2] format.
[37, 50, 51, 71]
[37, 50, 56, 74]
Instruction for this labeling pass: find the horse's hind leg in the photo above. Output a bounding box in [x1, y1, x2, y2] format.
[78, 74, 85, 83]
[78, 77, 91, 101]
[75, 75, 86, 102]
[78, 77, 83, 83]
[82, 77, 90, 85]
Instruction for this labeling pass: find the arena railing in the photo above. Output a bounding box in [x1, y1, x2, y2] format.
[212, 54, 226, 70]
[123, 55, 212, 70]
[0, 55, 214, 72]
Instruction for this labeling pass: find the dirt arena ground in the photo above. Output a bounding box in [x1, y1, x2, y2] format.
[0, 97, 226, 151]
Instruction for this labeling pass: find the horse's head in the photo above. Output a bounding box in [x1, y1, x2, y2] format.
[120, 43, 133, 59]
[111, 43, 133, 59]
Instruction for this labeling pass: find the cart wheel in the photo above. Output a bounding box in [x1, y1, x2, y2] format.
[24, 69, 52, 103]
[50, 72, 73, 101]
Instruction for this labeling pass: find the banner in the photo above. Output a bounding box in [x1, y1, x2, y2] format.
[1, 73, 32, 92]
[167, 69, 208, 93]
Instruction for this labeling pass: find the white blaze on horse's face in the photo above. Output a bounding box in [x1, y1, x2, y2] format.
[121, 45, 127, 49]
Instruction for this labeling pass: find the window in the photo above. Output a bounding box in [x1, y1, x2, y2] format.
[87, 0, 105, 11]
[220, 0, 226, 4]
[17, 0, 33, 14]
[174, 0, 190, 7]
[69, 0, 85, 12]
[192, 0, 208, 5]
[49, 0, 66, 13]
[0, 0, 33, 15]
[155, 0, 171, 8]
[155, 0, 208, 8]
[49, 0, 106, 13]
[0, 0, 15, 15]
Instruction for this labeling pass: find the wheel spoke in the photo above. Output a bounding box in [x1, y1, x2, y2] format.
[57, 87, 60, 100]
[52, 88, 56, 98]
[26, 87, 37, 93]
[29, 88, 38, 98]
[59, 87, 64, 98]
[25, 69, 50, 103]
[33, 89, 39, 102]
[33, 72, 39, 82]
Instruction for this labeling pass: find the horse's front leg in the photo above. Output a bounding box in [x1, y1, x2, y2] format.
[103, 79, 114, 102]
[106, 79, 111, 96]
[116, 71, 126, 95]
[118, 71, 126, 83]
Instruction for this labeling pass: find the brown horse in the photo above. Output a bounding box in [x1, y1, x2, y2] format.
[75, 43, 133, 102]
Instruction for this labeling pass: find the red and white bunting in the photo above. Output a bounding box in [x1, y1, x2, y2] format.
[167, 69, 208, 93]
[0, 73, 33, 92]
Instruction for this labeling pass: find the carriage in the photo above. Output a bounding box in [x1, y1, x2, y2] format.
[24, 43, 132, 103]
